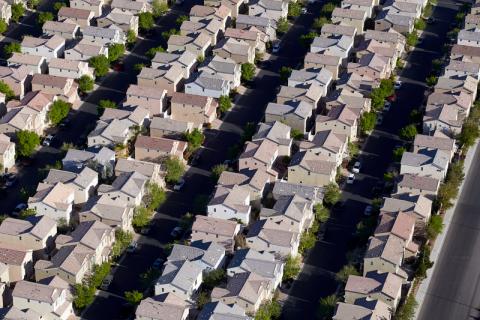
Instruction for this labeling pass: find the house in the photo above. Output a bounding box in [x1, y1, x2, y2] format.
[400, 150, 449, 181]
[149, 117, 194, 139]
[211, 271, 272, 313]
[331, 8, 367, 34]
[341, 0, 374, 18]
[345, 271, 403, 309]
[110, 0, 150, 14]
[0, 245, 33, 283]
[451, 44, 480, 64]
[198, 301, 250, 320]
[288, 151, 337, 187]
[185, 72, 231, 98]
[82, 26, 124, 45]
[435, 75, 478, 98]
[31, 74, 78, 103]
[364, 233, 409, 280]
[48, 57, 93, 79]
[272, 180, 324, 204]
[321, 23, 357, 38]
[396, 174, 440, 200]
[207, 185, 251, 224]
[238, 139, 279, 172]
[288, 68, 333, 98]
[236, 14, 276, 41]
[28, 182, 75, 224]
[423, 104, 464, 136]
[79, 194, 134, 231]
[115, 157, 164, 188]
[199, 55, 242, 88]
[246, 219, 300, 258]
[0, 0, 11, 22]
[252, 121, 292, 157]
[42, 20, 79, 40]
[124, 84, 167, 117]
[276, 85, 322, 109]
[248, 0, 288, 21]
[311, 35, 354, 66]
[0, 108, 35, 136]
[316, 104, 360, 141]
[218, 168, 276, 203]
[0, 216, 56, 259]
[189, 5, 231, 30]
[151, 50, 197, 79]
[191, 215, 241, 252]
[97, 8, 139, 34]
[225, 27, 263, 53]
[445, 59, 480, 81]
[64, 38, 108, 62]
[137, 65, 184, 96]
[457, 29, 480, 48]
[381, 194, 432, 228]
[20, 34, 65, 61]
[7, 53, 47, 74]
[298, 130, 347, 167]
[426, 91, 472, 117]
[180, 19, 222, 46]
[136, 293, 189, 320]
[154, 260, 203, 300]
[87, 119, 132, 147]
[57, 7, 94, 27]
[168, 241, 226, 273]
[227, 248, 283, 292]
[167, 33, 211, 57]
[0, 133, 15, 171]
[100, 106, 149, 130]
[0, 65, 32, 99]
[260, 194, 314, 233]
[213, 38, 255, 64]
[12, 279, 74, 320]
[70, 0, 104, 17]
[97, 171, 148, 207]
[374, 9, 415, 34]
[304, 52, 342, 79]
[375, 211, 419, 253]
[333, 299, 392, 320]
[43, 167, 98, 204]
[170, 91, 217, 126]
[348, 52, 391, 80]
[56, 220, 115, 266]
[364, 29, 405, 57]
[134, 135, 187, 163]
[265, 101, 311, 133]
[221, 0, 243, 18]
[62, 147, 115, 177]
[413, 134, 455, 160]
[356, 38, 399, 70]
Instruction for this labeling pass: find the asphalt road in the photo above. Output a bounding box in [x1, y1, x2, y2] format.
[281, 1, 459, 318]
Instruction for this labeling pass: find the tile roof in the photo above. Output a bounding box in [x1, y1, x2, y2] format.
[397, 173, 440, 192]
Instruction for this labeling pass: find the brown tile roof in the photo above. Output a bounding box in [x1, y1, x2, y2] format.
[171, 91, 209, 107]
[0, 245, 28, 265]
[58, 6, 93, 19]
[192, 215, 239, 237]
[32, 74, 70, 88]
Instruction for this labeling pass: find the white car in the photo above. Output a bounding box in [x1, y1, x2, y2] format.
[272, 40, 281, 53]
[42, 135, 54, 146]
[394, 80, 402, 89]
[364, 205, 373, 216]
[301, 7, 307, 14]
[347, 173, 355, 184]
[352, 161, 361, 173]
[384, 101, 391, 111]
[173, 179, 185, 191]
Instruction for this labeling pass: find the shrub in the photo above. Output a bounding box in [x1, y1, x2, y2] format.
[321, 2, 336, 17]
[211, 164, 228, 182]
[164, 156, 185, 184]
[313, 17, 330, 31]
[139, 12, 155, 32]
[393, 146, 406, 161]
[218, 95, 232, 113]
[152, 0, 169, 17]
[323, 183, 340, 206]
[146, 46, 165, 59]
[299, 230, 316, 255]
[0, 80, 15, 100]
[16, 130, 40, 158]
[255, 299, 281, 320]
[283, 255, 301, 281]
[176, 15, 188, 25]
[11, 3, 25, 22]
[426, 215, 443, 240]
[144, 182, 166, 211]
[132, 206, 153, 229]
[360, 112, 377, 134]
[37, 11, 53, 25]
[108, 43, 125, 63]
[184, 128, 205, 153]
[73, 284, 95, 309]
[241, 63, 256, 82]
[89, 55, 110, 77]
[314, 204, 330, 223]
[78, 75, 94, 93]
[111, 229, 133, 258]
[127, 29, 137, 44]
[98, 99, 117, 110]
[124, 290, 143, 305]
[48, 100, 71, 125]
[299, 31, 317, 47]
[317, 295, 338, 320]
[395, 292, 418, 320]
[335, 264, 359, 283]
[279, 66, 292, 83]
[399, 124, 418, 140]
[203, 269, 226, 289]
[276, 17, 289, 34]
[414, 18, 426, 30]
[288, 2, 302, 17]
[4, 42, 20, 58]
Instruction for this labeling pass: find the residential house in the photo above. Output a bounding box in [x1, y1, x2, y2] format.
[316, 104, 360, 141]
[191, 215, 241, 252]
[364, 232, 408, 280]
[28, 182, 75, 224]
[331, 7, 367, 34]
[381, 194, 432, 229]
[298, 129, 347, 167]
[0, 133, 15, 171]
[321, 23, 357, 38]
[213, 38, 255, 64]
[364, 29, 405, 57]
[225, 27, 264, 53]
[374, 9, 415, 34]
[265, 101, 311, 133]
[413, 134, 455, 160]
[434, 75, 478, 101]
[207, 185, 251, 224]
[248, 0, 288, 21]
[426, 91, 472, 117]
[31, 74, 78, 103]
[400, 150, 449, 181]
[341, 0, 375, 18]
[97, 171, 148, 207]
[149, 117, 194, 139]
[42, 20, 79, 40]
[82, 26, 124, 45]
[457, 29, 480, 48]
[167, 33, 211, 57]
[374, 211, 419, 254]
[304, 52, 342, 79]
[168, 241, 226, 273]
[246, 219, 300, 257]
[0, 245, 33, 283]
[333, 299, 392, 320]
[199, 55, 242, 89]
[185, 72, 231, 98]
[276, 85, 322, 109]
[260, 194, 314, 233]
[7, 53, 47, 74]
[311, 35, 354, 66]
[110, 0, 150, 14]
[136, 293, 189, 320]
[154, 260, 203, 300]
[451, 44, 480, 64]
[221, 0, 243, 18]
[238, 139, 279, 172]
[64, 38, 109, 62]
[423, 104, 464, 136]
[0, 65, 32, 99]
[124, 84, 167, 117]
[288, 151, 337, 187]
[43, 167, 98, 204]
[445, 60, 480, 80]
[0, 107, 35, 136]
[197, 301, 250, 320]
[134, 135, 187, 163]
[48, 58, 93, 79]
[137, 65, 184, 96]
[236, 14, 276, 41]
[170, 91, 217, 126]
[151, 50, 197, 79]
[70, 0, 104, 17]
[272, 180, 324, 204]
[97, 8, 139, 34]
[347, 53, 391, 80]
[288, 68, 333, 98]
[62, 147, 115, 177]
[115, 157, 165, 188]
[79, 194, 134, 231]
[395, 174, 440, 200]
[189, 5, 231, 30]
[57, 7, 94, 27]
[252, 121, 292, 157]
[356, 38, 399, 70]
[180, 19, 222, 46]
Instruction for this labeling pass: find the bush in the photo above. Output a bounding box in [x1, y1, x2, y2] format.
[11, 3, 25, 22]
[184, 128, 205, 153]
[37, 11, 53, 25]
[164, 156, 185, 184]
[283, 255, 301, 281]
[89, 262, 111, 288]
[458, 121, 479, 150]
[73, 284, 95, 309]
[348, 142, 359, 158]
[399, 124, 418, 140]
[176, 15, 188, 25]
[161, 28, 179, 40]
[313, 17, 330, 31]
[146, 46, 165, 59]
[317, 295, 338, 320]
[108, 43, 125, 63]
[16, 130, 40, 158]
[288, 2, 302, 17]
[133, 206, 153, 229]
[393, 146, 406, 161]
[152, 0, 169, 17]
[111, 229, 133, 258]
[255, 299, 281, 320]
[53, 1, 66, 11]
[0, 19, 7, 34]
[395, 292, 418, 320]
[0, 80, 15, 100]
[98, 99, 117, 110]
[203, 269, 226, 289]
[211, 164, 228, 182]
[406, 31, 418, 47]
[299, 230, 316, 255]
[299, 31, 317, 47]
[241, 63, 255, 82]
[414, 18, 426, 30]
[426, 215, 443, 240]
[139, 12, 155, 32]
[19, 208, 36, 219]
[27, 0, 40, 9]
[415, 246, 433, 279]
[4, 42, 21, 58]
[314, 204, 330, 223]
[277, 17, 289, 34]
[127, 29, 137, 45]
[197, 291, 211, 309]
[78, 75, 94, 93]
[279, 66, 292, 83]
[48, 100, 71, 125]
[124, 290, 143, 305]
[321, 2, 336, 17]
[145, 182, 166, 211]
[89, 55, 110, 77]
[218, 95, 232, 113]
[323, 183, 340, 206]
[360, 112, 377, 134]
[335, 264, 359, 283]
[426, 75, 438, 87]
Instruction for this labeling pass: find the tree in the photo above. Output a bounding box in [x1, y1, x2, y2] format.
[283, 255, 301, 281]
[132, 206, 152, 229]
[134, 63, 145, 73]
[89, 55, 110, 77]
[291, 129, 304, 140]
[161, 28, 179, 40]
[176, 15, 188, 25]
[152, 0, 169, 17]
[314, 204, 330, 223]
[395, 293, 418, 320]
[197, 291, 211, 309]
[27, 0, 40, 9]
[73, 284, 95, 309]
[335, 264, 359, 283]
[348, 142, 359, 158]
[288, 2, 302, 17]
[19, 208, 36, 219]
[299, 230, 316, 255]
[211, 164, 228, 182]
[393, 146, 406, 161]
[179, 212, 193, 230]
[406, 31, 418, 47]
[11, 3, 25, 23]
[4, 42, 21, 58]
[89, 262, 111, 288]
[414, 18, 426, 30]
[360, 112, 377, 134]
[0, 80, 15, 100]
[317, 295, 338, 320]
[108, 43, 125, 63]
[124, 290, 143, 305]
[415, 246, 433, 279]
[37, 11, 54, 25]
[78, 75, 94, 93]
[241, 63, 255, 82]
[321, 2, 336, 17]
[99, 99, 117, 110]
[276, 17, 289, 34]
[427, 215, 443, 240]
[53, 1, 66, 11]
[399, 124, 418, 140]
[203, 269, 226, 289]
[218, 95, 232, 113]
[126, 29, 137, 45]
[146, 46, 165, 59]
[426, 75, 438, 87]
[184, 128, 205, 152]
[279, 66, 292, 83]
[0, 19, 7, 34]
[458, 121, 479, 150]
[164, 156, 185, 184]
[48, 100, 71, 125]
[145, 182, 166, 211]
[111, 230, 133, 258]
[255, 300, 281, 320]
[299, 31, 317, 47]
[313, 17, 330, 31]
[16, 130, 40, 158]
[139, 12, 155, 32]
[324, 183, 341, 206]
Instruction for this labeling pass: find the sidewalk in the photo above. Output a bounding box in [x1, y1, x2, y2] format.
[414, 140, 479, 319]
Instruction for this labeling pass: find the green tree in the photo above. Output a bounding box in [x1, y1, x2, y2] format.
[426, 75, 438, 87]
[399, 124, 418, 140]
[37, 11, 54, 25]
[48, 100, 71, 125]
[161, 28, 179, 40]
[283, 255, 301, 281]
[299, 230, 316, 255]
[203, 269, 226, 289]
[360, 112, 377, 134]
[321, 2, 336, 17]
[323, 183, 340, 206]
[16, 130, 40, 157]
[165, 156, 186, 184]
[415, 246, 433, 279]
[124, 290, 143, 305]
[89, 262, 111, 288]
[78, 75, 94, 93]
[414, 18, 426, 30]
[317, 295, 338, 320]
[314, 204, 330, 223]
[218, 95, 232, 113]
[348, 141, 359, 158]
[145, 182, 166, 211]
[395, 293, 418, 320]
[291, 129, 304, 140]
[176, 15, 188, 25]
[393, 146, 406, 161]
[241, 63, 256, 82]
[11, 3, 25, 23]
[211, 164, 228, 182]
[335, 264, 359, 283]
[132, 206, 153, 228]
[0, 80, 15, 100]
[276, 17, 289, 34]
[255, 299, 281, 320]
[179, 212, 193, 230]
[427, 215, 443, 240]
[146, 46, 165, 59]
[108, 43, 125, 63]
[406, 31, 418, 47]
[134, 63, 145, 73]
[4, 42, 21, 58]
[111, 230, 133, 258]
[126, 29, 137, 45]
[197, 291, 211, 309]
[279, 66, 292, 83]
[27, 0, 40, 9]
[288, 2, 302, 17]
[99, 99, 117, 110]
[139, 12, 155, 32]
[53, 1, 66, 11]
[19, 208, 36, 219]
[73, 284, 95, 309]
[313, 17, 330, 31]
[89, 55, 110, 77]
[458, 121, 479, 150]
[0, 19, 7, 34]
[299, 31, 317, 47]
[184, 128, 205, 152]
[152, 0, 169, 17]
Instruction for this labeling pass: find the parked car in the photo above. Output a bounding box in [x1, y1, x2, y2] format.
[173, 179, 185, 191]
[364, 205, 373, 216]
[384, 101, 391, 111]
[170, 226, 183, 238]
[126, 241, 138, 253]
[12, 203, 27, 217]
[152, 257, 165, 270]
[301, 7, 307, 14]
[347, 173, 355, 184]
[394, 80, 402, 89]
[42, 135, 54, 147]
[352, 161, 361, 173]
[4, 173, 17, 187]
[100, 275, 113, 290]
[272, 40, 281, 53]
